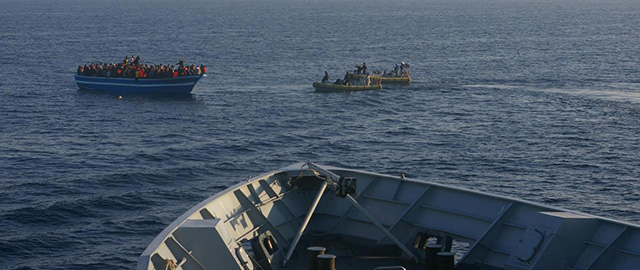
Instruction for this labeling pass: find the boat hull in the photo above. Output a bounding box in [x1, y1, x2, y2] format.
[74, 74, 203, 94]
[138, 163, 640, 270]
[313, 82, 382, 92]
[379, 75, 411, 83]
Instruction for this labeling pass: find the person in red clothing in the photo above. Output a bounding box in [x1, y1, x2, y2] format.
[79, 58, 207, 79]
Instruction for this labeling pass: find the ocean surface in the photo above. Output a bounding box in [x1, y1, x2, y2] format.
[1, 0, 640, 269]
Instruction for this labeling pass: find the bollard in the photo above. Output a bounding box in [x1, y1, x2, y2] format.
[317, 254, 336, 270]
[437, 236, 453, 252]
[414, 233, 428, 250]
[436, 252, 455, 270]
[308, 246, 326, 270]
[425, 243, 442, 270]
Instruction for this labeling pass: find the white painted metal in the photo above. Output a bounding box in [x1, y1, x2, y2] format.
[344, 194, 418, 262]
[282, 180, 328, 266]
[137, 162, 640, 270]
[306, 162, 417, 261]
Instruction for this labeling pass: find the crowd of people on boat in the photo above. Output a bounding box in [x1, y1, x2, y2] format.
[385, 62, 410, 77]
[354, 62, 368, 74]
[322, 71, 373, 86]
[353, 62, 410, 77]
[77, 56, 206, 79]
[321, 62, 370, 85]
[320, 61, 411, 86]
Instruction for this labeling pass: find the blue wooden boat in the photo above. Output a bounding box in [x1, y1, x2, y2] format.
[74, 74, 205, 94]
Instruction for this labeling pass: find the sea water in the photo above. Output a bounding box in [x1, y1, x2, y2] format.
[1, 0, 639, 268]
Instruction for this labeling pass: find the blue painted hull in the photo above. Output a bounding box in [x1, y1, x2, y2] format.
[74, 75, 203, 94]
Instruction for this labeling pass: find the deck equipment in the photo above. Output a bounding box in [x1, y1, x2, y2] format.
[138, 162, 640, 270]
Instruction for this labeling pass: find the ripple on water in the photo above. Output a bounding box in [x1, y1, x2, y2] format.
[2, 1, 640, 269]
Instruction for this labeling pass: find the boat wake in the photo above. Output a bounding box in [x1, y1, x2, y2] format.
[541, 86, 640, 103]
[463, 83, 640, 103]
[464, 84, 524, 90]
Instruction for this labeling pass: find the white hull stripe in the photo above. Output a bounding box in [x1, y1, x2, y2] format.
[76, 81, 195, 87]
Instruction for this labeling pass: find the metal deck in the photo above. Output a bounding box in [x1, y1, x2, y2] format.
[138, 163, 640, 270]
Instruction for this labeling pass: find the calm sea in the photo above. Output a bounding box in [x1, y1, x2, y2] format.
[1, 0, 639, 269]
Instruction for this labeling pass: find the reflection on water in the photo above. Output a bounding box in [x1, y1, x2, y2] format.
[2, 0, 640, 269]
